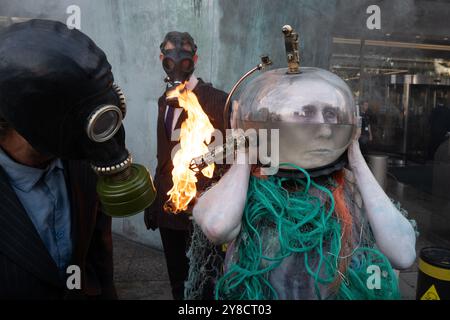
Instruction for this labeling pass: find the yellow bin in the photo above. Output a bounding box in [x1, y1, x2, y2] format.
[416, 247, 450, 300]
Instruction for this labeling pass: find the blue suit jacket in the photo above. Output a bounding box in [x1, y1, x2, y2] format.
[0, 160, 116, 299]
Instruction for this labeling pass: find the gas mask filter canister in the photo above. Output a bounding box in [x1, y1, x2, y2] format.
[88, 85, 156, 217]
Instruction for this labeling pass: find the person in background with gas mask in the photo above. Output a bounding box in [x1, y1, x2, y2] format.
[0, 20, 155, 299]
[144, 31, 228, 300]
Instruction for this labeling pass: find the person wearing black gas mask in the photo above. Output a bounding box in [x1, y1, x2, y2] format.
[0, 20, 155, 299]
[144, 31, 228, 300]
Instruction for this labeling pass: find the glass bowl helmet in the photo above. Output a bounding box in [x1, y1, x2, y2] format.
[235, 67, 357, 170]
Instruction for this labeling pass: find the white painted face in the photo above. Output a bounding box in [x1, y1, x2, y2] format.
[236, 67, 357, 170]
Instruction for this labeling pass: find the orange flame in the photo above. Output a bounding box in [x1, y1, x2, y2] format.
[165, 84, 215, 213]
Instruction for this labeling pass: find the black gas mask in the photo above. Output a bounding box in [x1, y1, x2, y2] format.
[0, 20, 155, 217]
[160, 31, 197, 108]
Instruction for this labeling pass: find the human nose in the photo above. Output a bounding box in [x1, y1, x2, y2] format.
[316, 124, 332, 139]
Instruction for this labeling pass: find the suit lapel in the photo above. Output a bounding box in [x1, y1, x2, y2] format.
[158, 103, 171, 142]
[63, 160, 79, 258]
[63, 160, 98, 265]
[0, 166, 63, 288]
[159, 96, 188, 143]
[173, 110, 187, 134]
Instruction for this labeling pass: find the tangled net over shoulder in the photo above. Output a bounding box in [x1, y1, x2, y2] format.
[185, 222, 225, 300]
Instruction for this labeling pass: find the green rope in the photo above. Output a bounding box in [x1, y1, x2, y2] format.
[215, 163, 400, 300]
[336, 247, 400, 300]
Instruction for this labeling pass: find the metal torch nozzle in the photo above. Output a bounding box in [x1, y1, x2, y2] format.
[189, 133, 248, 174]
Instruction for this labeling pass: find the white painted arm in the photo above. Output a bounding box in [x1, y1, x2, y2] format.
[193, 101, 250, 244]
[193, 158, 250, 245]
[348, 141, 416, 269]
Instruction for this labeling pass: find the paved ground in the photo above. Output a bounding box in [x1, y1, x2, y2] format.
[113, 176, 446, 300]
[113, 234, 172, 300]
[397, 237, 431, 300]
[386, 172, 450, 300]
[113, 235, 424, 300]
[113, 232, 423, 300]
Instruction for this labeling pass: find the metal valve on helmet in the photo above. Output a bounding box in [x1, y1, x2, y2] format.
[282, 25, 300, 74]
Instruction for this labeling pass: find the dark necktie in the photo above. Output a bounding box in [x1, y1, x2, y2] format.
[165, 105, 175, 139]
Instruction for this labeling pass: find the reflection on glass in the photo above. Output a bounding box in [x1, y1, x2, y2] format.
[235, 67, 357, 169]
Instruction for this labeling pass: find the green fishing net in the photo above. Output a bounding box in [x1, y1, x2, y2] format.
[187, 164, 401, 300]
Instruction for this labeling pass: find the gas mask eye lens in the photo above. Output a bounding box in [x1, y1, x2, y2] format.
[163, 58, 176, 72]
[93, 110, 119, 135]
[86, 105, 123, 143]
[181, 59, 194, 73]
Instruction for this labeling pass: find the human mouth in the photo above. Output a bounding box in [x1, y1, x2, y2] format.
[308, 149, 332, 155]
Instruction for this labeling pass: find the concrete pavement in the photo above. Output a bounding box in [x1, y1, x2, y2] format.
[113, 175, 449, 300]
[113, 234, 172, 300]
[112, 233, 421, 300]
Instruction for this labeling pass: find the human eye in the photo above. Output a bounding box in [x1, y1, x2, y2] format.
[323, 108, 338, 123]
[300, 105, 316, 118]
[292, 105, 317, 122]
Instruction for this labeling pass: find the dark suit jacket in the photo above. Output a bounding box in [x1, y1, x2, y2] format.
[0, 160, 116, 299]
[144, 79, 228, 231]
